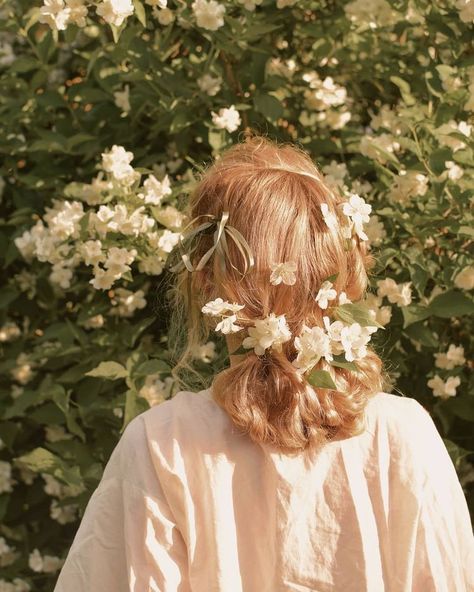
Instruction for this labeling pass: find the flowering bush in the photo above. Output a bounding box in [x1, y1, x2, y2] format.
[0, 0, 473, 588]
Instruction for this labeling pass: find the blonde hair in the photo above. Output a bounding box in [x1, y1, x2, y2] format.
[167, 132, 392, 453]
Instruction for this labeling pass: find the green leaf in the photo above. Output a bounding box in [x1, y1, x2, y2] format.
[0, 286, 19, 309]
[9, 56, 38, 73]
[15, 448, 82, 487]
[329, 354, 359, 371]
[401, 304, 431, 328]
[52, 386, 86, 442]
[447, 398, 474, 423]
[334, 302, 385, 329]
[85, 361, 129, 380]
[403, 322, 438, 348]
[208, 128, 226, 152]
[390, 76, 416, 106]
[122, 389, 149, 431]
[428, 290, 474, 318]
[306, 369, 337, 390]
[0, 422, 20, 451]
[133, 359, 171, 377]
[458, 226, 474, 238]
[133, 0, 147, 27]
[323, 272, 339, 284]
[253, 93, 284, 123]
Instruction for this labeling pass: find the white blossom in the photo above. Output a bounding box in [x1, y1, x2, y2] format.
[338, 292, 351, 305]
[29, 548, 64, 574]
[427, 375, 461, 399]
[457, 0, 474, 23]
[363, 292, 392, 327]
[0, 322, 21, 342]
[322, 161, 348, 190]
[376, 278, 413, 307]
[66, 0, 88, 26]
[436, 120, 471, 152]
[387, 170, 429, 204]
[341, 193, 372, 241]
[50, 499, 78, 524]
[269, 261, 297, 286]
[360, 133, 401, 164]
[153, 205, 184, 230]
[434, 344, 466, 370]
[11, 353, 35, 385]
[96, 0, 134, 26]
[191, 0, 225, 30]
[237, 0, 263, 9]
[339, 322, 378, 362]
[322, 316, 377, 362]
[370, 104, 407, 136]
[201, 298, 245, 316]
[101, 145, 135, 181]
[0, 41, 16, 68]
[192, 341, 217, 363]
[157, 229, 180, 253]
[364, 214, 386, 247]
[314, 280, 338, 309]
[39, 0, 71, 30]
[155, 7, 175, 24]
[28, 550, 44, 573]
[113, 85, 131, 114]
[444, 161, 464, 181]
[109, 287, 147, 317]
[197, 73, 222, 96]
[83, 314, 105, 329]
[211, 105, 241, 133]
[242, 313, 292, 355]
[139, 375, 174, 406]
[293, 324, 333, 372]
[215, 314, 243, 334]
[138, 174, 172, 205]
[79, 240, 105, 266]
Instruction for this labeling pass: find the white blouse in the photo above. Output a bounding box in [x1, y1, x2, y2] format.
[54, 389, 474, 591]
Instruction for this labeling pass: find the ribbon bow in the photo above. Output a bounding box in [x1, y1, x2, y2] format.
[169, 211, 255, 277]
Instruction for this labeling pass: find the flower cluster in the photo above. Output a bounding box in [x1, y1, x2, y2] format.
[201, 272, 381, 385]
[320, 192, 372, 242]
[293, 317, 378, 373]
[14, 145, 182, 306]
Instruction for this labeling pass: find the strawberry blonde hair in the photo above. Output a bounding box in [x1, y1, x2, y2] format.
[167, 132, 392, 453]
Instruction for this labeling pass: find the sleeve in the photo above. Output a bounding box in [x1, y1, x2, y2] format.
[53, 414, 191, 592]
[388, 398, 474, 592]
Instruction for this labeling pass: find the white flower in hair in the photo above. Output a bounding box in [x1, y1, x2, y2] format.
[293, 324, 333, 373]
[314, 280, 338, 309]
[242, 313, 292, 356]
[320, 203, 339, 231]
[201, 297, 245, 316]
[269, 261, 297, 286]
[215, 314, 243, 334]
[322, 316, 345, 353]
[338, 291, 352, 304]
[341, 193, 372, 241]
[340, 323, 378, 362]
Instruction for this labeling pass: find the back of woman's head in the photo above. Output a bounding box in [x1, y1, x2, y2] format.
[168, 132, 390, 454]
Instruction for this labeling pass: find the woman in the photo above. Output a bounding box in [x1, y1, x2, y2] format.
[54, 135, 474, 591]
